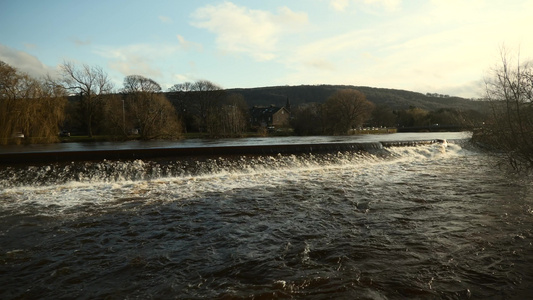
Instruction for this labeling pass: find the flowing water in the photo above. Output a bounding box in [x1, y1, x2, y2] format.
[1, 139, 533, 299]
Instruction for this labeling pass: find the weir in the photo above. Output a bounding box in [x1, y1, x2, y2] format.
[2, 133, 531, 300]
[0, 139, 444, 164]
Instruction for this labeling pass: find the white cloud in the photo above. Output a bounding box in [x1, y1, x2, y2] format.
[70, 37, 91, 47]
[191, 2, 308, 61]
[277, 0, 533, 98]
[172, 73, 198, 85]
[176, 35, 203, 52]
[158, 16, 173, 24]
[94, 44, 182, 78]
[329, 0, 401, 13]
[0, 44, 56, 78]
[305, 59, 337, 71]
[109, 60, 162, 79]
[330, 0, 350, 11]
[94, 34, 204, 75]
[363, 0, 401, 12]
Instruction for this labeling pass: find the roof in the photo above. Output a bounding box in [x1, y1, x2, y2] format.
[250, 105, 284, 119]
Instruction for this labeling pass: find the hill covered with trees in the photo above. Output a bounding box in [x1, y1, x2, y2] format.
[227, 84, 489, 113]
[2, 58, 491, 144]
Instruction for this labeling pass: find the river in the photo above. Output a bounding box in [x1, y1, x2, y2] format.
[1, 133, 532, 299]
[0, 132, 469, 154]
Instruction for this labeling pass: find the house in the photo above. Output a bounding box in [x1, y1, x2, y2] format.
[250, 98, 291, 128]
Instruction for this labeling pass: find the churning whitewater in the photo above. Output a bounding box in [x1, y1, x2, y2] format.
[1, 141, 533, 299]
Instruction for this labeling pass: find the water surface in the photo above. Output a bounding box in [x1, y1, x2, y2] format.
[0, 132, 470, 153]
[1, 137, 532, 299]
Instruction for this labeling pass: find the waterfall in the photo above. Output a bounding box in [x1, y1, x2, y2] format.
[0, 139, 463, 189]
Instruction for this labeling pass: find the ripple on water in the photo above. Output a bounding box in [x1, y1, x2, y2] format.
[1, 143, 533, 298]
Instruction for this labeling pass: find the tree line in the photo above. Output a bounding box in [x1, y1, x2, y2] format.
[2, 60, 491, 146]
[290, 90, 484, 135]
[0, 61, 253, 144]
[1, 60, 373, 143]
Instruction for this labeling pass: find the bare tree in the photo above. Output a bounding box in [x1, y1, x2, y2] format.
[480, 48, 533, 170]
[100, 93, 129, 138]
[123, 75, 162, 93]
[322, 89, 374, 135]
[212, 93, 249, 136]
[122, 75, 182, 139]
[0, 62, 33, 143]
[167, 82, 195, 132]
[167, 80, 226, 133]
[0, 61, 67, 144]
[192, 80, 225, 132]
[168, 82, 194, 93]
[58, 62, 113, 137]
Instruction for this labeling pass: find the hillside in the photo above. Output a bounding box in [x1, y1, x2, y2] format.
[226, 85, 489, 113]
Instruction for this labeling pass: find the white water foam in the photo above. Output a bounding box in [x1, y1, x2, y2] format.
[0, 142, 466, 216]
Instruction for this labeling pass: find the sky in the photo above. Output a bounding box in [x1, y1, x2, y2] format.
[1, 0, 532, 98]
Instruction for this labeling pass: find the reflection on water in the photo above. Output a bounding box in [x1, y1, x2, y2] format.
[1, 139, 533, 299]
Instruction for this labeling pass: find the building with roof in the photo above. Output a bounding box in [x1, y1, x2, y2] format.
[250, 98, 291, 128]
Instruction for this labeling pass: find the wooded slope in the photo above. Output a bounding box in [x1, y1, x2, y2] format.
[226, 85, 488, 112]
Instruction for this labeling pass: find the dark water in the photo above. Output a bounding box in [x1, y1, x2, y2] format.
[0, 132, 470, 154]
[1, 139, 533, 299]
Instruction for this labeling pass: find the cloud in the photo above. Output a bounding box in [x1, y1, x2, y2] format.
[93, 35, 205, 88]
[363, 0, 401, 12]
[278, 0, 533, 98]
[287, 21, 489, 96]
[176, 35, 203, 52]
[330, 0, 350, 11]
[172, 73, 198, 85]
[169, 61, 200, 88]
[158, 16, 173, 24]
[329, 0, 401, 13]
[94, 44, 177, 78]
[108, 60, 162, 80]
[94, 30, 206, 75]
[305, 59, 337, 71]
[191, 2, 308, 61]
[0, 44, 56, 78]
[70, 37, 91, 47]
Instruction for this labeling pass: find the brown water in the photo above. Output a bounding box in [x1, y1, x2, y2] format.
[1, 141, 532, 299]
